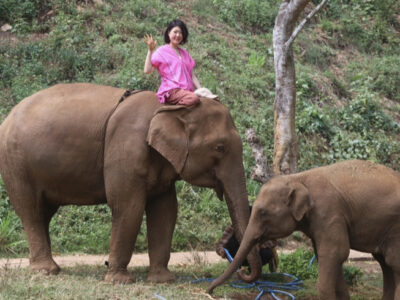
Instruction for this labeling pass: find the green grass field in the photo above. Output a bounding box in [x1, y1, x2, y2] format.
[0, 259, 383, 300]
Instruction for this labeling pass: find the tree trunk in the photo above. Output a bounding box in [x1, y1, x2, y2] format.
[272, 0, 328, 174]
[245, 128, 272, 183]
[273, 0, 310, 174]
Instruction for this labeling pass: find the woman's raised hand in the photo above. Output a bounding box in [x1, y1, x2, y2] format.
[145, 34, 157, 52]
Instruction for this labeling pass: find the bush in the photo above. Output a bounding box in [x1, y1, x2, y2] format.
[279, 247, 363, 286]
[338, 96, 398, 133]
[50, 205, 112, 254]
[279, 247, 318, 280]
[343, 265, 363, 286]
[0, 178, 27, 256]
[321, 0, 400, 53]
[297, 101, 334, 139]
[211, 0, 279, 32]
[367, 56, 400, 101]
[0, 0, 52, 25]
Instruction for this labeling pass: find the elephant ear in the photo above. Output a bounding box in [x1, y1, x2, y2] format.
[285, 182, 312, 221]
[146, 105, 189, 174]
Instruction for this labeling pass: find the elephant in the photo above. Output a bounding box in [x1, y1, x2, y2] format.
[0, 83, 261, 284]
[208, 160, 400, 300]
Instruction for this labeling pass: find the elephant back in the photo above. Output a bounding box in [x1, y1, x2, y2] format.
[0, 84, 135, 193]
[15, 84, 125, 134]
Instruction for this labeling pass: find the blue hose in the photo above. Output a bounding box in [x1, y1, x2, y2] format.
[154, 293, 168, 300]
[221, 248, 303, 300]
[158, 250, 307, 300]
[190, 248, 319, 300]
[307, 255, 316, 269]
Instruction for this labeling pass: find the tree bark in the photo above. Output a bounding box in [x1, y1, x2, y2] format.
[273, 0, 309, 174]
[245, 128, 272, 183]
[272, 0, 327, 175]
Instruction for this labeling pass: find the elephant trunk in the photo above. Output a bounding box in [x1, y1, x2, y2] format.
[207, 225, 260, 294]
[216, 163, 262, 287]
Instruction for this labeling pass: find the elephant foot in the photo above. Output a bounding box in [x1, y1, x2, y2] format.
[105, 270, 135, 284]
[147, 268, 176, 283]
[30, 259, 60, 275]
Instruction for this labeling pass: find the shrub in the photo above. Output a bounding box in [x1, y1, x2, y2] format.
[338, 96, 398, 133]
[49, 205, 112, 254]
[211, 0, 279, 32]
[0, 212, 27, 255]
[367, 56, 400, 101]
[343, 265, 363, 286]
[0, 0, 52, 25]
[279, 247, 363, 286]
[279, 247, 318, 280]
[302, 42, 335, 71]
[297, 101, 334, 139]
[0, 178, 27, 255]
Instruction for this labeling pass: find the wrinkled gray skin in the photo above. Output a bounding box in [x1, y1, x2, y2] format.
[0, 83, 261, 284]
[208, 160, 400, 300]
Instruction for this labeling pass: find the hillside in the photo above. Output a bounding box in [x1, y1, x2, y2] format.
[1, 0, 400, 255]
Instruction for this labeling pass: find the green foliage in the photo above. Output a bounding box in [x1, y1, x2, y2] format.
[302, 40, 335, 71]
[279, 247, 318, 280]
[173, 182, 231, 251]
[49, 205, 112, 254]
[0, 178, 27, 255]
[339, 98, 397, 132]
[297, 101, 334, 139]
[0, 212, 27, 255]
[0, 0, 52, 25]
[365, 56, 400, 101]
[211, 0, 279, 32]
[279, 248, 363, 286]
[343, 265, 363, 286]
[322, 0, 400, 54]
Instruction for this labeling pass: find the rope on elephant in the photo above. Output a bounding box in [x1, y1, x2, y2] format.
[191, 248, 303, 300]
[101, 89, 144, 161]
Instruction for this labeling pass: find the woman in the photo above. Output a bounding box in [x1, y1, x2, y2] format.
[144, 19, 201, 107]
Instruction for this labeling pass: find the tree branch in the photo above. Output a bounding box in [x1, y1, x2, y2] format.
[245, 129, 273, 183]
[284, 0, 328, 50]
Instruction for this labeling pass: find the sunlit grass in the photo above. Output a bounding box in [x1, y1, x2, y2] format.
[0, 259, 384, 300]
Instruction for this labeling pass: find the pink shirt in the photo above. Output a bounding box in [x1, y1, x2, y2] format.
[151, 44, 195, 103]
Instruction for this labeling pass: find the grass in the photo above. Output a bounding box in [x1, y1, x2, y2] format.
[0, 257, 383, 300]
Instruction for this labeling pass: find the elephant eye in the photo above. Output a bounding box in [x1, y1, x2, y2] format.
[215, 144, 225, 153]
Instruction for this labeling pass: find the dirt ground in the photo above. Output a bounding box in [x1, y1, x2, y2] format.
[0, 249, 381, 274]
[346, 259, 381, 274]
[0, 251, 222, 269]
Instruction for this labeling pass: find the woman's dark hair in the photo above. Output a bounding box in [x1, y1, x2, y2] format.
[164, 19, 189, 45]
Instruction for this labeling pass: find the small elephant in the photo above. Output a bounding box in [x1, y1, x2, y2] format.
[0, 83, 261, 284]
[208, 160, 400, 300]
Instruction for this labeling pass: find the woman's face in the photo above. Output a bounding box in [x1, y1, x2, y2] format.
[168, 26, 183, 48]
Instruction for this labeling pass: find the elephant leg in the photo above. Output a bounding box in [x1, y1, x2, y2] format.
[317, 260, 348, 300]
[335, 268, 350, 300]
[10, 184, 60, 275]
[105, 188, 146, 284]
[146, 186, 177, 283]
[380, 237, 400, 300]
[315, 233, 350, 300]
[395, 273, 400, 300]
[373, 253, 395, 300]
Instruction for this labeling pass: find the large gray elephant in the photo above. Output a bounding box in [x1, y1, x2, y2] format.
[208, 160, 400, 300]
[0, 83, 261, 284]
